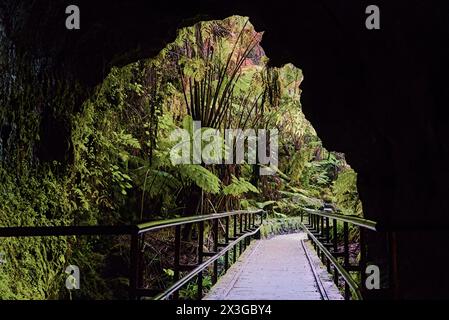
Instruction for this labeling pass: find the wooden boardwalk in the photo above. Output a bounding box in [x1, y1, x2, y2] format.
[205, 233, 343, 300]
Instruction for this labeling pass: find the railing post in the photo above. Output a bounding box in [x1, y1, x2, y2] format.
[129, 233, 139, 300]
[316, 216, 320, 254]
[233, 215, 237, 263]
[319, 216, 325, 263]
[173, 225, 181, 300]
[224, 216, 230, 271]
[212, 219, 218, 284]
[325, 217, 331, 270]
[212, 219, 219, 285]
[333, 219, 338, 253]
[312, 215, 317, 250]
[244, 214, 248, 249]
[321, 216, 324, 237]
[239, 214, 243, 254]
[244, 213, 250, 250]
[197, 221, 204, 300]
[343, 221, 350, 300]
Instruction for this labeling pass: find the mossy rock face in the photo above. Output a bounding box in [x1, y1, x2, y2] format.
[260, 217, 303, 239]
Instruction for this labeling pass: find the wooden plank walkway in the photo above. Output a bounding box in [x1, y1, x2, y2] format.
[204, 233, 343, 300]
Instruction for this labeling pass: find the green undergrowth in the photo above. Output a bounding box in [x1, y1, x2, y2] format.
[260, 217, 303, 239]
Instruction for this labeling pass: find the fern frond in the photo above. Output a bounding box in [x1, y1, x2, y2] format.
[179, 164, 221, 194]
[222, 175, 259, 196]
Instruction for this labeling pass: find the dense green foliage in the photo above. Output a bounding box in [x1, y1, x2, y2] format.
[0, 16, 362, 299]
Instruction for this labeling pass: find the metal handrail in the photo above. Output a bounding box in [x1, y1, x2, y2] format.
[301, 223, 363, 300]
[302, 208, 377, 300]
[137, 210, 263, 233]
[0, 209, 264, 300]
[153, 225, 261, 300]
[304, 208, 377, 231]
[0, 210, 264, 237]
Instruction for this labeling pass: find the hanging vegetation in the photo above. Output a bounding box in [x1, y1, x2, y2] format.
[0, 15, 362, 299]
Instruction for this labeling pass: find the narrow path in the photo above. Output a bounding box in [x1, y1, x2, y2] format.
[204, 233, 342, 300]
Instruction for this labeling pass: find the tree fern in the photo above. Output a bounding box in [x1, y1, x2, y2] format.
[179, 164, 220, 194]
[222, 175, 259, 196]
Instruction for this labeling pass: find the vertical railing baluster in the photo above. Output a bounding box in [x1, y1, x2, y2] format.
[343, 221, 350, 300]
[239, 214, 243, 253]
[212, 219, 218, 285]
[321, 216, 324, 237]
[247, 214, 251, 244]
[316, 215, 320, 254]
[320, 216, 325, 262]
[225, 216, 230, 270]
[197, 221, 204, 300]
[325, 217, 330, 269]
[244, 214, 248, 249]
[173, 225, 181, 299]
[333, 219, 338, 253]
[233, 215, 237, 263]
